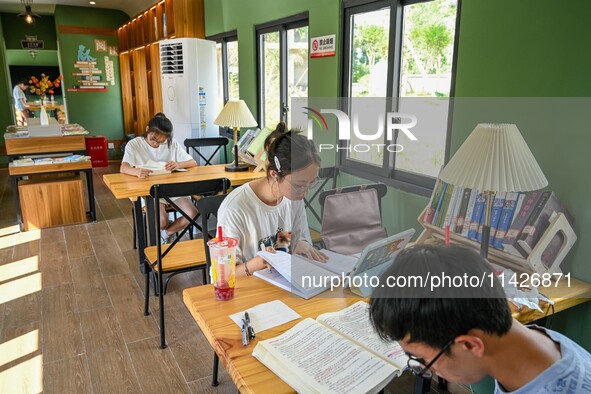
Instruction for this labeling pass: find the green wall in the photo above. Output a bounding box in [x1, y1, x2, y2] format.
[1, 14, 57, 50]
[205, 2, 591, 391]
[54, 5, 128, 141]
[0, 16, 12, 138]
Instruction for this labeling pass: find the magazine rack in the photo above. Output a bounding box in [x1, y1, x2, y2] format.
[416, 209, 577, 275]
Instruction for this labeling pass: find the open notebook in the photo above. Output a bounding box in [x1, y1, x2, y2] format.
[253, 301, 406, 394]
[254, 250, 345, 299]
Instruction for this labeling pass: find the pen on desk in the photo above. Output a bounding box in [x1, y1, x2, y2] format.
[245, 312, 255, 339]
[241, 319, 249, 346]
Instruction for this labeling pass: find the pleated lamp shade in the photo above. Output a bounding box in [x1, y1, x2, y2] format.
[214, 99, 257, 128]
[439, 123, 548, 192]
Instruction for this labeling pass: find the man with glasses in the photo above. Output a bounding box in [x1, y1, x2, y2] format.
[370, 244, 591, 393]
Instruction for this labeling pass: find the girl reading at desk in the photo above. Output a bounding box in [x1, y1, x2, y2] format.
[218, 122, 328, 277]
[120, 112, 198, 243]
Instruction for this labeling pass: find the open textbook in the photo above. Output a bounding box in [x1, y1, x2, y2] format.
[252, 301, 406, 394]
[254, 250, 355, 299]
[136, 160, 171, 175]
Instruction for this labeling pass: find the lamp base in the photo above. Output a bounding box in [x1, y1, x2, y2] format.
[225, 163, 250, 172]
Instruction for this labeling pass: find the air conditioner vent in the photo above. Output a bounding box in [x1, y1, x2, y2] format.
[160, 43, 184, 74]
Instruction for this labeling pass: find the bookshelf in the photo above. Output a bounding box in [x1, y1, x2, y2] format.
[117, 0, 205, 135]
[416, 208, 577, 276]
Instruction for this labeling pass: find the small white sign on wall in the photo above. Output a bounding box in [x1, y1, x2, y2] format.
[310, 34, 336, 58]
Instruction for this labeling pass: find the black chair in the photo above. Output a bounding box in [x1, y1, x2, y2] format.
[193, 193, 231, 387]
[184, 137, 230, 166]
[143, 178, 230, 349]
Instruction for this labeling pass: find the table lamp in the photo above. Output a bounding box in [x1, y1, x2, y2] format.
[439, 123, 548, 257]
[214, 99, 258, 172]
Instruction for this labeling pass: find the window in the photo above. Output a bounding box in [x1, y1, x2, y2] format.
[342, 0, 460, 193]
[209, 31, 240, 113]
[257, 14, 309, 129]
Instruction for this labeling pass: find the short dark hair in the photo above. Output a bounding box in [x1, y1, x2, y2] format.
[264, 121, 321, 179]
[18, 77, 29, 86]
[145, 112, 173, 147]
[369, 244, 512, 350]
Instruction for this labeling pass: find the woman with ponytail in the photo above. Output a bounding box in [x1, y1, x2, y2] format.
[218, 122, 328, 277]
[121, 112, 198, 242]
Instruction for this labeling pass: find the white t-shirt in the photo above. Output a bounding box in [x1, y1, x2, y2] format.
[13, 85, 26, 111]
[217, 182, 312, 263]
[495, 325, 591, 394]
[122, 136, 193, 167]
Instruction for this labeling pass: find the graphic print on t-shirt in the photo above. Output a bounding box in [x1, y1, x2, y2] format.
[258, 228, 292, 253]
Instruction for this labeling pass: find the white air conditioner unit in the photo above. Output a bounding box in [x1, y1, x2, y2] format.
[160, 38, 219, 164]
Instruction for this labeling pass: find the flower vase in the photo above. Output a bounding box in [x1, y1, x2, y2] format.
[40, 100, 49, 126]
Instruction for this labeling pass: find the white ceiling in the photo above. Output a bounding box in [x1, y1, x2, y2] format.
[0, 0, 159, 18]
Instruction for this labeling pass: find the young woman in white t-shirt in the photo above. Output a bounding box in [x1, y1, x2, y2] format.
[120, 112, 198, 240]
[218, 122, 328, 278]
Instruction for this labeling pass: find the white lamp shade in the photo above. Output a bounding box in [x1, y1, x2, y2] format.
[439, 123, 548, 192]
[214, 99, 257, 128]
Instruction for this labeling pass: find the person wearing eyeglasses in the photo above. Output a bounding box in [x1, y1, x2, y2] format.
[369, 244, 591, 394]
[120, 112, 198, 242]
[217, 122, 328, 278]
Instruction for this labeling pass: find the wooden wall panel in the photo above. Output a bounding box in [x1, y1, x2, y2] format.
[132, 48, 150, 135]
[119, 53, 134, 134]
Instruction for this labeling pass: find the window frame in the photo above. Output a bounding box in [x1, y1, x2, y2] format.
[207, 30, 239, 105]
[340, 0, 462, 196]
[255, 13, 309, 128]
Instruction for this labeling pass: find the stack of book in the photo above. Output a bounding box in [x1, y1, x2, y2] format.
[423, 180, 574, 266]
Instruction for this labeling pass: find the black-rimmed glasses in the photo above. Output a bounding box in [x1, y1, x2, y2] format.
[406, 339, 455, 379]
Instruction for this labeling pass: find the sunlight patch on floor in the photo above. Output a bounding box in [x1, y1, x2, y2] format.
[0, 354, 42, 394]
[0, 330, 39, 368]
[0, 272, 42, 304]
[0, 256, 39, 283]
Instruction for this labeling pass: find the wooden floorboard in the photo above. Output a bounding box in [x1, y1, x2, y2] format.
[0, 164, 468, 394]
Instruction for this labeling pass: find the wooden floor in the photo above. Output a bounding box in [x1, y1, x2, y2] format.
[0, 164, 467, 394]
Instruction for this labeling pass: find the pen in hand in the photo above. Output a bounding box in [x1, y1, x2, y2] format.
[245, 312, 256, 339]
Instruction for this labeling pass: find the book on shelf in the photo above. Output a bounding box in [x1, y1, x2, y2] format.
[460, 189, 478, 237]
[430, 182, 448, 226]
[12, 158, 34, 166]
[456, 188, 475, 235]
[435, 184, 455, 228]
[487, 192, 506, 243]
[449, 186, 465, 232]
[492, 192, 520, 249]
[517, 192, 574, 256]
[467, 193, 486, 239]
[502, 191, 544, 257]
[33, 157, 54, 165]
[254, 250, 353, 299]
[423, 178, 443, 224]
[252, 301, 406, 394]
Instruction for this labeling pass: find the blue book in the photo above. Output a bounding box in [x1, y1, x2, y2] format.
[431, 183, 448, 225]
[493, 192, 520, 249]
[488, 192, 506, 244]
[468, 193, 486, 240]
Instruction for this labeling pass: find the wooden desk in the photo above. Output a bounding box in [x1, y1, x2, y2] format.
[5, 133, 96, 229]
[183, 276, 591, 394]
[103, 165, 265, 270]
[103, 164, 263, 200]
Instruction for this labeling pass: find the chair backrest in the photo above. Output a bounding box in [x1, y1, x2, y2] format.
[319, 183, 388, 255]
[304, 166, 339, 224]
[195, 193, 229, 283]
[184, 137, 230, 166]
[150, 178, 230, 258]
